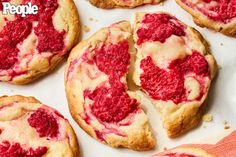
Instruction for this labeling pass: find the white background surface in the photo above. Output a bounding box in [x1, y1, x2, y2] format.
[0, 0, 236, 156]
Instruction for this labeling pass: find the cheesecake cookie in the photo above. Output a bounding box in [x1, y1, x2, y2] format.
[0, 0, 80, 84]
[176, 0, 236, 36]
[0, 95, 80, 157]
[133, 12, 217, 137]
[65, 21, 155, 151]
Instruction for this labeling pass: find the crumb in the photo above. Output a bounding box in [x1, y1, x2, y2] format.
[224, 125, 230, 130]
[220, 43, 223, 46]
[83, 25, 90, 33]
[203, 125, 207, 129]
[159, 2, 164, 6]
[89, 17, 93, 21]
[223, 121, 228, 125]
[202, 114, 213, 122]
[152, 130, 158, 136]
[163, 147, 168, 151]
[223, 121, 230, 130]
[218, 64, 222, 70]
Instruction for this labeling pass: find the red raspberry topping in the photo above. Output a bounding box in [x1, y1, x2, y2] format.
[136, 13, 186, 45]
[83, 42, 139, 123]
[0, 42, 18, 70]
[85, 85, 138, 123]
[0, 0, 65, 71]
[94, 130, 105, 142]
[0, 19, 32, 70]
[0, 19, 32, 45]
[28, 108, 59, 138]
[140, 52, 210, 104]
[24, 0, 65, 53]
[34, 24, 65, 53]
[0, 141, 47, 157]
[95, 42, 131, 78]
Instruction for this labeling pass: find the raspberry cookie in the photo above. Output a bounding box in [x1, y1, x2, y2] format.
[65, 21, 155, 151]
[89, 0, 162, 9]
[175, 0, 236, 36]
[153, 147, 216, 157]
[0, 95, 80, 157]
[133, 12, 217, 137]
[0, 0, 80, 84]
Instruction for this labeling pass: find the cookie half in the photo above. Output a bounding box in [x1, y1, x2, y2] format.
[153, 147, 217, 157]
[0, 0, 80, 84]
[175, 0, 236, 36]
[89, 0, 162, 9]
[65, 21, 155, 151]
[133, 12, 217, 137]
[0, 95, 80, 157]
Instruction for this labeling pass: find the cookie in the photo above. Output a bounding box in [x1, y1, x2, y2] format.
[133, 12, 217, 137]
[153, 147, 217, 157]
[175, 0, 236, 36]
[0, 95, 80, 157]
[89, 0, 162, 9]
[0, 0, 80, 84]
[65, 21, 155, 151]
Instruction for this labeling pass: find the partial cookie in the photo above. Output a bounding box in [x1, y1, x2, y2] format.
[89, 0, 162, 9]
[65, 21, 155, 151]
[133, 12, 217, 137]
[175, 0, 236, 36]
[0, 95, 80, 157]
[152, 147, 217, 157]
[0, 0, 80, 84]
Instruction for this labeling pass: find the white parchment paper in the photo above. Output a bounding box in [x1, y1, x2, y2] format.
[0, 0, 236, 156]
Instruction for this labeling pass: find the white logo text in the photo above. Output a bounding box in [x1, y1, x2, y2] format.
[2, 2, 38, 17]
